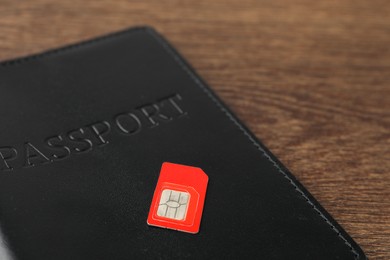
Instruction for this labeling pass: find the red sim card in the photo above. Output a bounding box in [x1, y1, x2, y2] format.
[147, 162, 208, 234]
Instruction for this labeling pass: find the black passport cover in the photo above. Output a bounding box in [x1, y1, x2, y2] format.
[0, 27, 365, 259]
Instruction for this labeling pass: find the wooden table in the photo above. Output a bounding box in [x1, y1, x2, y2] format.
[1, 0, 389, 259]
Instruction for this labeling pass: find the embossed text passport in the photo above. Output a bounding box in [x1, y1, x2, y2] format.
[0, 27, 365, 259]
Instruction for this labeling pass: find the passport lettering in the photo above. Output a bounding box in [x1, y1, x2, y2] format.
[0, 94, 186, 172]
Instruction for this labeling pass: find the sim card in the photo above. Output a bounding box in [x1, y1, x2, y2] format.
[147, 162, 208, 234]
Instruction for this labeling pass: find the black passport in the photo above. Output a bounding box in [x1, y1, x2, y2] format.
[0, 27, 365, 259]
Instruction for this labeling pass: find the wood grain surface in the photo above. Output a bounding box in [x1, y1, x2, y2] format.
[0, 0, 389, 259]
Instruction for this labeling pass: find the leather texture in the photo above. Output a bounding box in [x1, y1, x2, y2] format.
[0, 27, 365, 260]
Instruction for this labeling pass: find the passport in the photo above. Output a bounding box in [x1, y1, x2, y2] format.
[0, 27, 365, 259]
